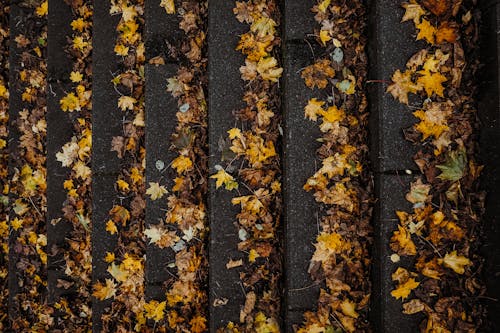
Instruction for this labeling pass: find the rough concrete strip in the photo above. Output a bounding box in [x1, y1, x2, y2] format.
[208, 0, 248, 329]
[144, 0, 182, 62]
[479, 1, 500, 329]
[144, 64, 178, 300]
[282, 42, 321, 322]
[367, 0, 422, 172]
[283, 1, 316, 42]
[91, 0, 121, 330]
[46, 0, 74, 304]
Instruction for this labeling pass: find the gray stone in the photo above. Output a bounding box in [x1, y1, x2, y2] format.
[283, 42, 321, 314]
[91, 1, 122, 330]
[46, 0, 77, 304]
[208, 1, 248, 329]
[144, 64, 178, 299]
[367, 0, 423, 172]
[284, 1, 317, 42]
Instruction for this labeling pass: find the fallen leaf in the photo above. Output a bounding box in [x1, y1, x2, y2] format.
[402, 1, 426, 24]
[391, 225, 417, 256]
[160, 0, 175, 14]
[417, 69, 447, 97]
[92, 279, 117, 300]
[226, 259, 243, 269]
[416, 19, 436, 44]
[304, 98, 325, 121]
[210, 169, 238, 190]
[391, 278, 420, 300]
[146, 182, 168, 200]
[144, 300, 166, 322]
[118, 96, 136, 111]
[387, 69, 422, 104]
[437, 148, 467, 181]
[439, 250, 471, 274]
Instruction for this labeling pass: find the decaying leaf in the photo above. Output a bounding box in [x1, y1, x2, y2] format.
[439, 250, 471, 274]
[437, 147, 467, 182]
[146, 182, 168, 200]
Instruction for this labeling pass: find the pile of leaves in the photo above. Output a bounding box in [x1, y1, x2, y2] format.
[145, 0, 210, 331]
[387, 0, 487, 330]
[214, 1, 283, 331]
[7, 0, 51, 330]
[91, 0, 148, 331]
[296, 0, 374, 332]
[53, 0, 93, 329]
[0, 1, 9, 330]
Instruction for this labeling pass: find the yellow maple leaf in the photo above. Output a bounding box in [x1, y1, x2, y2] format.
[11, 218, 23, 231]
[387, 69, 422, 104]
[121, 5, 137, 22]
[130, 167, 143, 184]
[391, 278, 420, 300]
[118, 20, 140, 43]
[36, 1, 48, 17]
[122, 253, 142, 271]
[104, 252, 115, 263]
[256, 57, 283, 82]
[320, 105, 345, 123]
[118, 96, 136, 111]
[71, 18, 88, 32]
[144, 300, 166, 322]
[172, 177, 184, 192]
[416, 19, 436, 44]
[439, 250, 471, 274]
[319, 30, 331, 46]
[144, 226, 179, 248]
[60, 92, 81, 112]
[56, 140, 79, 167]
[251, 17, 276, 37]
[401, 1, 426, 24]
[92, 279, 116, 300]
[304, 98, 324, 121]
[116, 179, 130, 192]
[107, 262, 129, 282]
[146, 182, 168, 200]
[232, 194, 264, 215]
[255, 312, 279, 333]
[318, 232, 343, 251]
[73, 161, 91, 180]
[70, 71, 83, 83]
[417, 69, 447, 97]
[318, 0, 331, 13]
[248, 249, 259, 263]
[114, 43, 129, 56]
[210, 169, 238, 190]
[106, 220, 118, 235]
[236, 33, 270, 62]
[390, 225, 417, 256]
[171, 155, 193, 174]
[340, 299, 359, 318]
[73, 36, 89, 51]
[160, 0, 175, 14]
[413, 108, 449, 140]
[0, 83, 7, 98]
[227, 127, 242, 139]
